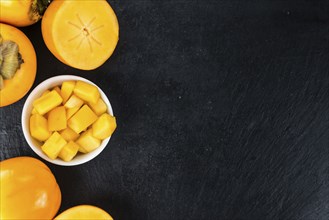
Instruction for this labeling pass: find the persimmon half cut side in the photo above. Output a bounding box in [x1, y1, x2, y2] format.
[42, 0, 119, 70]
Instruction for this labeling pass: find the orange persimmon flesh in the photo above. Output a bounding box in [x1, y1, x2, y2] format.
[0, 23, 37, 107]
[41, 0, 119, 70]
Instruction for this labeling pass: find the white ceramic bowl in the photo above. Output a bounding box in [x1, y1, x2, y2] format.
[22, 75, 114, 166]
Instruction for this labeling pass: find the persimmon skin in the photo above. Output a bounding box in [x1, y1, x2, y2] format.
[0, 23, 37, 107]
[0, 157, 62, 219]
[54, 205, 113, 220]
[0, 0, 40, 27]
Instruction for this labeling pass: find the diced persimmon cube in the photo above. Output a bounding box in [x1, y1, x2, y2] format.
[53, 86, 62, 96]
[48, 106, 67, 131]
[78, 146, 88, 154]
[64, 95, 83, 109]
[33, 90, 63, 115]
[32, 91, 50, 115]
[41, 90, 50, 97]
[76, 129, 101, 152]
[58, 141, 79, 162]
[66, 106, 80, 119]
[74, 81, 100, 104]
[92, 113, 116, 140]
[30, 114, 51, 141]
[88, 98, 107, 116]
[41, 132, 67, 160]
[68, 105, 98, 133]
[61, 81, 75, 103]
[31, 108, 38, 114]
[60, 127, 79, 141]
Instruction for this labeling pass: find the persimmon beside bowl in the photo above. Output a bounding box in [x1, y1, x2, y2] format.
[22, 75, 114, 166]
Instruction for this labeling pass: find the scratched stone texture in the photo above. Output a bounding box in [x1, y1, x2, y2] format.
[1, 0, 329, 219]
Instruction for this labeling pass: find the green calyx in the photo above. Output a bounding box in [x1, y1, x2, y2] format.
[0, 34, 24, 90]
[29, 0, 52, 22]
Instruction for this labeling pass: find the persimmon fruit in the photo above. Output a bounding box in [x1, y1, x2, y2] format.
[0, 23, 37, 107]
[54, 205, 113, 220]
[42, 0, 119, 70]
[0, 0, 50, 27]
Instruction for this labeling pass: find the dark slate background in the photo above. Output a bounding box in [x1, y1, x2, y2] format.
[1, 0, 329, 219]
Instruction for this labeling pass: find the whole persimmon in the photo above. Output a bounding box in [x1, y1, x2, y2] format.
[0, 23, 37, 107]
[0, 157, 61, 219]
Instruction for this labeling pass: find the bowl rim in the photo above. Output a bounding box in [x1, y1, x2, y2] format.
[22, 75, 114, 166]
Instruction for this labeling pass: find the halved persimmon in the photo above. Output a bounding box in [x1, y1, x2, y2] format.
[42, 0, 119, 70]
[0, 23, 37, 107]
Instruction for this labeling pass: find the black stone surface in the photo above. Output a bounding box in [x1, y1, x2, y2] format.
[1, 0, 329, 219]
